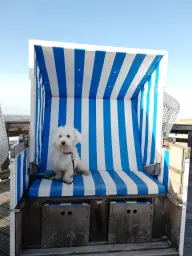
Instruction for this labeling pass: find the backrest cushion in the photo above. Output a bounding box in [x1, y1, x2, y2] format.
[41, 97, 143, 173]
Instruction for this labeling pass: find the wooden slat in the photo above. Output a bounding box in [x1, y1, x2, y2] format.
[0, 232, 9, 256]
[20, 241, 174, 255]
[21, 248, 178, 256]
[0, 206, 9, 220]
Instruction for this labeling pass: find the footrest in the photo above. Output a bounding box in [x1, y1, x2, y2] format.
[108, 201, 154, 244]
[41, 203, 90, 248]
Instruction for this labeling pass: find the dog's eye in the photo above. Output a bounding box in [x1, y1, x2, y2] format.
[67, 134, 70, 138]
[59, 135, 62, 138]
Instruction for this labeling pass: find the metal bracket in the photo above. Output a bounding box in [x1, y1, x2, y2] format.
[144, 163, 161, 176]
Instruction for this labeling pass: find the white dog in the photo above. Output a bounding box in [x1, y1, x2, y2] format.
[51, 126, 90, 184]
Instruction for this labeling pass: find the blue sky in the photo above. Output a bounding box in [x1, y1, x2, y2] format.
[0, 0, 192, 117]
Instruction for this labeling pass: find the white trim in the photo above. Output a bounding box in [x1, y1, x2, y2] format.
[29, 39, 167, 56]
[29, 45, 36, 163]
[10, 158, 17, 210]
[10, 211, 15, 256]
[155, 53, 168, 164]
[179, 159, 190, 256]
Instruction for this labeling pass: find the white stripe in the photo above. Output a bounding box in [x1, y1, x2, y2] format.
[66, 97, 74, 126]
[20, 151, 24, 198]
[47, 98, 59, 170]
[137, 91, 141, 130]
[38, 179, 52, 196]
[61, 182, 73, 196]
[110, 54, 136, 99]
[141, 82, 148, 160]
[81, 99, 89, 170]
[82, 50, 95, 97]
[146, 72, 155, 165]
[42, 46, 59, 96]
[10, 212, 15, 256]
[125, 55, 156, 99]
[39, 85, 43, 159]
[96, 99, 106, 171]
[36, 79, 40, 164]
[117, 171, 138, 194]
[110, 100, 122, 171]
[96, 52, 116, 98]
[83, 174, 95, 196]
[158, 148, 164, 184]
[124, 101, 137, 172]
[99, 171, 117, 195]
[64, 49, 74, 97]
[137, 171, 159, 194]
[10, 158, 16, 209]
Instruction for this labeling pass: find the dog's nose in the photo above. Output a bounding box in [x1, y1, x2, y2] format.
[61, 141, 65, 146]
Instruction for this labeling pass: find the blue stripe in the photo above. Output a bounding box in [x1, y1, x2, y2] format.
[41, 97, 52, 171]
[58, 97, 67, 126]
[89, 99, 97, 171]
[53, 47, 67, 97]
[131, 55, 163, 100]
[37, 82, 42, 164]
[103, 52, 126, 99]
[108, 171, 127, 195]
[91, 171, 106, 195]
[139, 88, 144, 143]
[127, 171, 148, 195]
[17, 154, 21, 202]
[53, 47, 67, 127]
[143, 78, 152, 165]
[28, 179, 42, 197]
[73, 174, 84, 196]
[163, 150, 169, 189]
[103, 100, 114, 171]
[89, 51, 106, 98]
[150, 65, 160, 164]
[117, 100, 130, 172]
[131, 101, 143, 171]
[117, 54, 146, 100]
[74, 49, 85, 156]
[35, 46, 52, 97]
[23, 150, 27, 191]
[34, 61, 39, 164]
[50, 180, 62, 196]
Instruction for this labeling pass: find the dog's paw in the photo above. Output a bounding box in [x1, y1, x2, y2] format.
[82, 170, 90, 176]
[63, 176, 73, 184]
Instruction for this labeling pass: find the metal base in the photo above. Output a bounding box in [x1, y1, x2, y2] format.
[41, 203, 90, 248]
[108, 201, 154, 244]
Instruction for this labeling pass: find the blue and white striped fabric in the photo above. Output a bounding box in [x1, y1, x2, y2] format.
[137, 64, 160, 166]
[28, 170, 166, 197]
[10, 149, 29, 208]
[30, 43, 167, 197]
[34, 60, 45, 166]
[158, 148, 169, 189]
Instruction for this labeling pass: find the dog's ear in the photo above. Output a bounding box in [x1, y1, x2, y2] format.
[74, 128, 82, 144]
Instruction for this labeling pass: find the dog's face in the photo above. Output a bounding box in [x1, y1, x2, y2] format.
[52, 126, 81, 152]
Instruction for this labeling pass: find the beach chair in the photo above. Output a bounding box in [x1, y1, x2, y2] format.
[10, 40, 189, 255]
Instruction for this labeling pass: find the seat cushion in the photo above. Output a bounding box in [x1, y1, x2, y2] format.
[28, 170, 166, 197]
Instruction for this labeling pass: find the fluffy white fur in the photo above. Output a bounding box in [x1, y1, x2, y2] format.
[51, 126, 89, 184]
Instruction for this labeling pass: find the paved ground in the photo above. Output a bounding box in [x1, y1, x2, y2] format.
[0, 179, 10, 256]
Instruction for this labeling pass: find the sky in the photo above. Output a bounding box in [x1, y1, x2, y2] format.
[0, 0, 192, 119]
